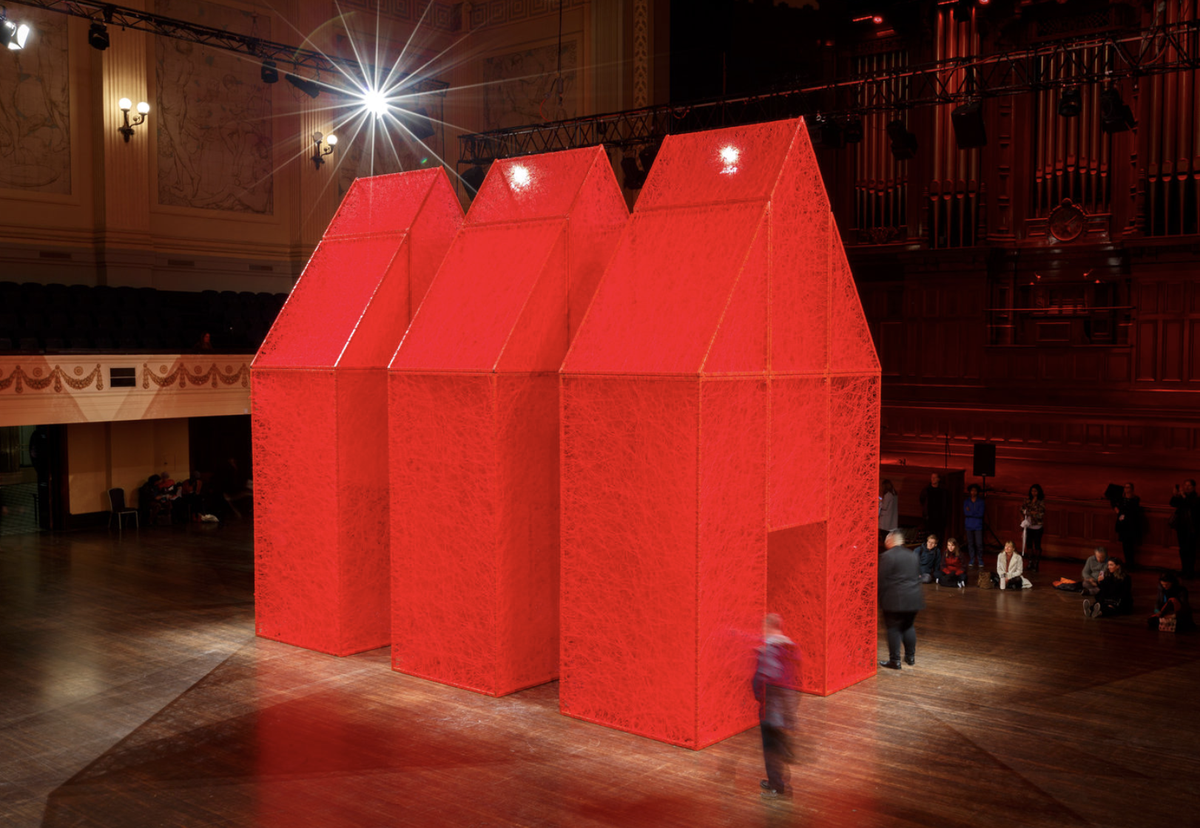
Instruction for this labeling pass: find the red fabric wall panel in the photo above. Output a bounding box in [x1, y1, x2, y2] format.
[823, 373, 881, 691]
[494, 373, 561, 693]
[696, 378, 768, 747]
[389, 372, 501, 692]
[252, 369, 340, 651]
[560, 376, 701, 746]
[252, 170, 463, 656]
[334, 369, 391, 649]
[767, 523, 829, 691]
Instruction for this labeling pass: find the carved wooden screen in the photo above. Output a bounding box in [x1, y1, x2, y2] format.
[853, 49, 909, 243]
[1143, 1, 1200, 236]
[1031, 47, 1114, 219]
[928, 7, 982, 249]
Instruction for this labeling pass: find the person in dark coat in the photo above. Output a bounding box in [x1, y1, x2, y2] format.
[1169, 479, 1199, 579]
[878, 529, 926, 669]
[753, 613, 797, 799]
[1113, 483, 1142, 566]
[919, 473, 948, 542]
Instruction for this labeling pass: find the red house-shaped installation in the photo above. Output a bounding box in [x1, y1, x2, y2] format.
[389, 147, 629, 696]
[560, 119, 881, 748]
[253, 170, 463, 656]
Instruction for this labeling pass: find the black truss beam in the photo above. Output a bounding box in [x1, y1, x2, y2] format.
[459, 18, 1200, 166]
[8, 0, 447, 94]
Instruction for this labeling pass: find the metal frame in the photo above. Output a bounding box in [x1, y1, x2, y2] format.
[459, 17, 1200, 166]
[8, 0, 447, 94]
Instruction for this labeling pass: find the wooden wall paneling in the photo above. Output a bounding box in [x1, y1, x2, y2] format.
[1073, 351, 1101, 382]
[1162, 319, 1185, 381]
[1107, 351, 1131, 382]
[880, 322, 903, 376]
[1137, 320, 1158, 380]
[1190, 319, 1200, 381]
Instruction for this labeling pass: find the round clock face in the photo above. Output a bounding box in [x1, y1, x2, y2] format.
[1049, 204, 1085, 242]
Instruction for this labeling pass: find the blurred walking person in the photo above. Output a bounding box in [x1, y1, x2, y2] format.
[753, 613, 798, 800]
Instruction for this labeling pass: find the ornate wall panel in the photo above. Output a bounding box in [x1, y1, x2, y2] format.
[154, 0, 273, 213]
[483, 41, 578, 130]
[0, 8, 70, 194]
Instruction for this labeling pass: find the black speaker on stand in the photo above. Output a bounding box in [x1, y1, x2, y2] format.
[973, 442, 996, 478]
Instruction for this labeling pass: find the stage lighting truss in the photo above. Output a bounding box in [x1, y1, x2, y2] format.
[457, 15, 1200, 166]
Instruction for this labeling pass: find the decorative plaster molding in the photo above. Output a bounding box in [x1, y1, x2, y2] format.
[633, 0, 648, 108]
[143, 361, 250, 389]
[0, 364, 103, 394]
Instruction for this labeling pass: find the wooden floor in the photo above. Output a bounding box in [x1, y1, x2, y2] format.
[1, 523, 1197, 828]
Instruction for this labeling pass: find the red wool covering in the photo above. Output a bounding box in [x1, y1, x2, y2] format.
[388, 148, 629, 696]
[560, 118, 881, 748]
[252, 170, 464, 656]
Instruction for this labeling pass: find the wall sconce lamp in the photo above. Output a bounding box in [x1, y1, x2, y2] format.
[311, 131, 337, 169]
[117, 97, 150, 142]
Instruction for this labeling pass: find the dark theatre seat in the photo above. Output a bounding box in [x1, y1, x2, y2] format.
[0, 280, 288, 355]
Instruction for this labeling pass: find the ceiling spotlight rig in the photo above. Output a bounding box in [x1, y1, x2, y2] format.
[1, 7, 30, 50]
[311, 131, 337, 170]
[286, 73, 321, 99]
[88, 21, 109, 51]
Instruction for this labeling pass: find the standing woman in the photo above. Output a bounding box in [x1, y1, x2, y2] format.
[879, 480, 899, 546]
[1114, 483, 1142, 567]
[1021, 484, 1046, 572]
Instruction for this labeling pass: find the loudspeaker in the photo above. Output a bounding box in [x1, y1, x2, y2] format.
[972, 442, 996, 478]
[1104, 483, 1124, 503]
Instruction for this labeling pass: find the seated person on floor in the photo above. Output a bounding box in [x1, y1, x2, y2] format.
[996, 540, 1031, 590]
[1149, 571, 1194, 631]
[1084, 558, 1133, 618]
[935, 537, 967, 587]
[1081, 546, 1108, 595]
[916, 534, 941, 584]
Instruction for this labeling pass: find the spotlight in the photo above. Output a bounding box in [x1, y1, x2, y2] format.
[462, 164, 488, 194]
[285, 73, 321, 99]
[87, 22, 109, 51]
[508, 164, 531, 189]
[362, 89, 389, 118]
[951, 99, 987, 149]
[1, 17, 30, 50]
[844, 117, 864, 144]
[398, 106, 436, 141]
[1058, 86, 1082, 118]
[1099, 88, 1135, 134]
[886, 119, 918, 160]
[261, 60, 279, 84]
[818, 118, 844, 149]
